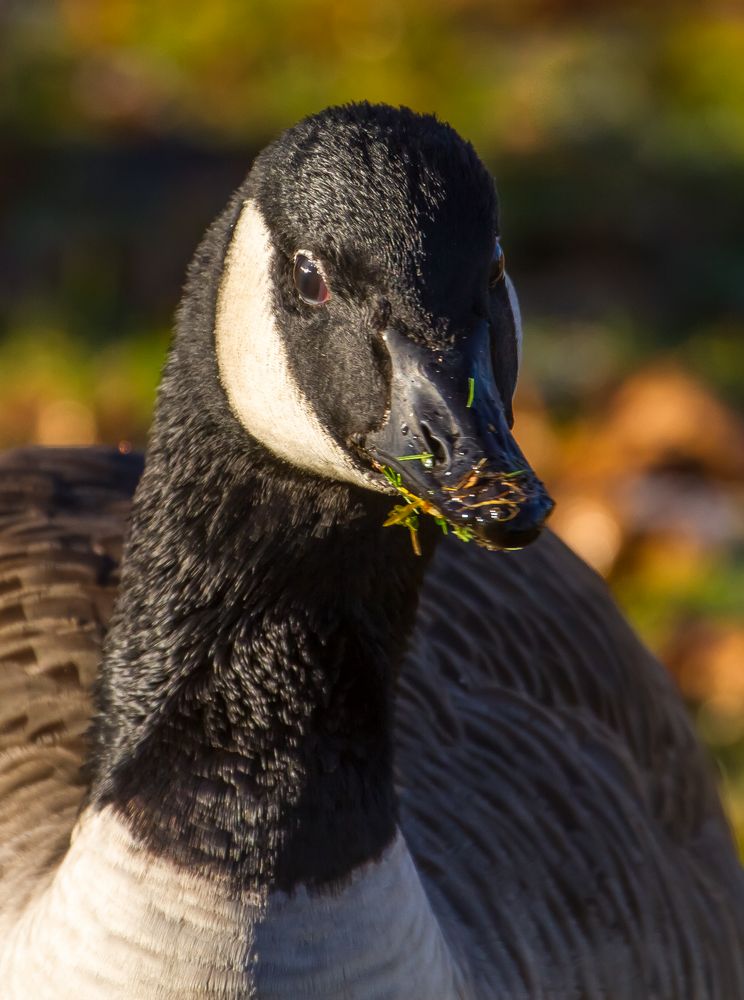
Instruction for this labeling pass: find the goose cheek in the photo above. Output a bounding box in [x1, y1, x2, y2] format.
[214, 200, 382, 491]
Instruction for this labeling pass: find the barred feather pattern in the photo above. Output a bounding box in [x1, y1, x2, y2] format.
[0, 447, 140, 921]
[0, 447, 742, 999]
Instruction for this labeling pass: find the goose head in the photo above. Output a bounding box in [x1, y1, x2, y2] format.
[214, 102, 553, 550]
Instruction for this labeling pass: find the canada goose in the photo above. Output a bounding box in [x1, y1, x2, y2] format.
[0, 102, 742, 999]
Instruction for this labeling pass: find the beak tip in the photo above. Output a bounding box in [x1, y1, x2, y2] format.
[474, 491, 554, 551]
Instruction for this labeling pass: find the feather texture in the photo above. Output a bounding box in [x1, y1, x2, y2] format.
[399, 533, 744, 996]
[0, 446, 742, 998]
[0, 447, 141, 921]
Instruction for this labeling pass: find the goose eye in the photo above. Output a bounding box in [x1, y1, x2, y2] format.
[489, 240, 506, 288]
[293, 253, 330, 306]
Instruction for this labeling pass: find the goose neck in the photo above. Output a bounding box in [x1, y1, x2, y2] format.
[90, 427, 433, 891]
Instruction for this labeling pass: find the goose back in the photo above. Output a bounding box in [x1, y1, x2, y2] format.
[398, 534, 744, 996]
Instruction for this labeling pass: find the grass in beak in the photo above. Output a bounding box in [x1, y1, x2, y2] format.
[453, 522, 476, 542]
[378, 463, 447, 555]
[376, 461, 537, 555]
[442, 464, 530, 520]
[395, 452, 435, 465]
[466, 376, 475, 408]
[378, 463, 478, 555]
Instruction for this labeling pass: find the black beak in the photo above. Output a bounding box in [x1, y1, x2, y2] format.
[359, 323, 554, 551]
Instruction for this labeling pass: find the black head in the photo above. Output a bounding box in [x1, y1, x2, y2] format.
[197, 102, 552, 549]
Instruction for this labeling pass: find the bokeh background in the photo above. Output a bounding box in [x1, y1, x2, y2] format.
[1, 0, 743, 851]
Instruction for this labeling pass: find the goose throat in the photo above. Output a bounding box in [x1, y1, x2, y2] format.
[88, 425, 433, 892]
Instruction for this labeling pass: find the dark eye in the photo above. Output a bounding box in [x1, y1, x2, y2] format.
[488, 239, 506, 288]
[293, 252, 330, 306]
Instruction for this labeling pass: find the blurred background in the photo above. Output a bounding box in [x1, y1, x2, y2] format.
[1, 0, 743, 850]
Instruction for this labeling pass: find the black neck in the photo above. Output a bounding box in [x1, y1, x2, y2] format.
[89, 380, 433, 890]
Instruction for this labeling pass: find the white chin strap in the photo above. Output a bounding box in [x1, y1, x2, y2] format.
[214, 199, 379, 490]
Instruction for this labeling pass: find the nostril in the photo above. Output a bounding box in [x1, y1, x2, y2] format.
[420, 422, 448, 467]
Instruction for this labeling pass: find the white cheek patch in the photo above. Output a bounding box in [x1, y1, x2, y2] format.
[215, 199, 378, 490]
[504, 272, 523, 372]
